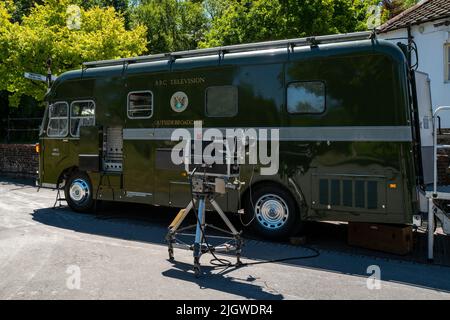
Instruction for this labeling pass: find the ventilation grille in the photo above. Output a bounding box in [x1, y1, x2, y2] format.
[103, 127, 123, 172]
[315, 177, 384, 211]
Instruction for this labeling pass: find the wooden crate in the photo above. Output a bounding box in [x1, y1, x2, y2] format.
[348, 222, 413, 255]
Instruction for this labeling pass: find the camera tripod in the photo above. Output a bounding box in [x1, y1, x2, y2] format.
[166, 176, 243, 277]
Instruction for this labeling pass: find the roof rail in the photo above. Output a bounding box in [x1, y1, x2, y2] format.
[82, 31, 375, 69]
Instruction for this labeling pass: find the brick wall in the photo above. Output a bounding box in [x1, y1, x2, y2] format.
[0, 144, 38, 179]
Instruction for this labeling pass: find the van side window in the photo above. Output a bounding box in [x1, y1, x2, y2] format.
[287, 81, 325, 114]
[128, 91, 153, 119]
[70, 100, 95, 137]
[205, 86, 238, 117]
[47, 102, 69, 137]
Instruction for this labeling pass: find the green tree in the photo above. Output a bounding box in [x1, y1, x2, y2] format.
[10, 0, 131, 23]
[203, 0, 228, 21]
[9, 0, 43, 22]
[199, 0, 382, 48]
[0, 0, 147, 107]
[80, 0, 132, 28]
[130, 0, 208, 53]
[381, 0, 418, 20]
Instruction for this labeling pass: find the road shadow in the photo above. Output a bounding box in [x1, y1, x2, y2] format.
[162, 260, 284, 300]
[0, 172, 36, 186]
[0, 176, 35, 188]
[31, 203, 450, 294]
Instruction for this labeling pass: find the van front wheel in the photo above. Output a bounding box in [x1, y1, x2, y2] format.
[64, 171, 94, 213]
[244, 185, 302, 240]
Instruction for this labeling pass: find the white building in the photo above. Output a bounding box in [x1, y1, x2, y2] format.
[378, 0, 450, 126]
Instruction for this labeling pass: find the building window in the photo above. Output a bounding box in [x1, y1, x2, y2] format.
[127, 91, 153, 119]
[70, 100, 95, 137]
[47, 102, 69, 137]
[446, 44, 450, 82]
[205, 86, 238, 117]
[287, 81, 326, 114]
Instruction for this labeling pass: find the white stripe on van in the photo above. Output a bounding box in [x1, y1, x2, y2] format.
[123, 126, 412, 142]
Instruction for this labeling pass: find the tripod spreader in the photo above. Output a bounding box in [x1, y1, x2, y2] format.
[166, 193, 243, 277]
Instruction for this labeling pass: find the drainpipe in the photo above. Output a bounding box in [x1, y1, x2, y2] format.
[407, 24, 413, 67]
[407, 23, 423, 186]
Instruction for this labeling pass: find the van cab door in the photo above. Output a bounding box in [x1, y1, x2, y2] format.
[40, 101, 71, 186]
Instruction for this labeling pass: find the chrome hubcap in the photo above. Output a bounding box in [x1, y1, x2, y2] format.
[69, 178, 90, 205]
[255, 194, 289, 230]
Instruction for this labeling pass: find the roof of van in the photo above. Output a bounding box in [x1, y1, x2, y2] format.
[49, 37, 406, 97]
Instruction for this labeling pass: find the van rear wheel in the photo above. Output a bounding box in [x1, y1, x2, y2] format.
[244, 185, 302, 240]
[64, 171, 94, 213]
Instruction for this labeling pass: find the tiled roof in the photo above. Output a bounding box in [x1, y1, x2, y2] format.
[377, 0, 450, 33]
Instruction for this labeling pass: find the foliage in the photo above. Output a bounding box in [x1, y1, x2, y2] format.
[9, 0, 43, 22]
[1, 0, 422, 109]
[9, 0, 130, 23]
[199, 0, 382, 48]
[80, 0, 131, 28]
[130, 0, 208, 53]
[0, 0, 147, 107]
[381, 0, 418, 20]
[203, 0, 228, 21]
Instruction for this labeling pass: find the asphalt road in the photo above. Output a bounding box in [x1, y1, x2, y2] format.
[1, 177, 450, 300]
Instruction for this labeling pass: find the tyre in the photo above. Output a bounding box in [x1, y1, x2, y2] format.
[244, 184, 302, 239]
[64, 171, 94, 213]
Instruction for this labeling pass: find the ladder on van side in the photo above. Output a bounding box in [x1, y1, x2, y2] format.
[424, 106, 450, 261]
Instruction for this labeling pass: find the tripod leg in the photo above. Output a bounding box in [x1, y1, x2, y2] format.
[168, 246, 174, 262]
[193, 257, 201, 278]
[210, 198, 243, 265]
[210, 199, 239, 235]
[168, 200, 194, 232]
[53, 181, 61, 208]
[53, 188, 58, 208]
[235, 234, 243, 266]
[166, 200, 195, 261]
[94, 174, 104, 213]
[193, 197, 206, 272]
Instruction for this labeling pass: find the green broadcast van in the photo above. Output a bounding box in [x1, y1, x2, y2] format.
[37, 31, 429, 239]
